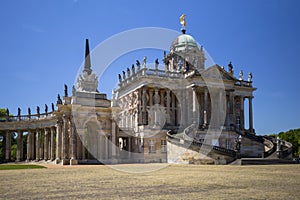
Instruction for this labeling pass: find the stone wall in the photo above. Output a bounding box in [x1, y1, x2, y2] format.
[167, 139, 237, 165]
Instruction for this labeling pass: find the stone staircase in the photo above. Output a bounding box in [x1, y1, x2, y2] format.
[167, 124, 293, 165]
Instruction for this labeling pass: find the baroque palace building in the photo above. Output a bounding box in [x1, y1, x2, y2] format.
[0, 17, 292, 165]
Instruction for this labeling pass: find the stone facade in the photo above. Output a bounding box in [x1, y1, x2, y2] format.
[0, 25, 293, 165]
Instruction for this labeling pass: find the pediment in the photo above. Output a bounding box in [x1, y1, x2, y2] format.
[201, 64, 237, 81]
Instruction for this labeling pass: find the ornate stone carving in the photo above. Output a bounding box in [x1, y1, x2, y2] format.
[76, 71, 98, 92]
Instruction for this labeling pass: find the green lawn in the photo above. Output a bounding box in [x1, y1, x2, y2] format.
[0, 164, 46, 170]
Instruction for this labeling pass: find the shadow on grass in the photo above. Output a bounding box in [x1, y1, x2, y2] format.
[0, 164, 46, 170]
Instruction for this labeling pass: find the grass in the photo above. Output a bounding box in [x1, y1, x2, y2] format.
[0, 164, 46, 170]
[0, 164, 299, 199]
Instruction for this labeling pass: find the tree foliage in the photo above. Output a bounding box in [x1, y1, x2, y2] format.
[0, 108, 8, 121]
[270, 128, 300, 158]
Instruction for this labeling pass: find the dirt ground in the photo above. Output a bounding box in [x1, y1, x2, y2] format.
[0, 163, 300, 199]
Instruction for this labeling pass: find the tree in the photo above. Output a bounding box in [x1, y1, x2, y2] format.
[0, 108, 8, 121]
[270, 128, 300, 158]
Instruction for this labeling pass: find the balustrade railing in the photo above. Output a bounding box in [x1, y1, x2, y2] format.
[118, 67, 184, 88]
[167, 125, 236, 157]
[1, 112, 54, 122]
[234, 80, 252, 87]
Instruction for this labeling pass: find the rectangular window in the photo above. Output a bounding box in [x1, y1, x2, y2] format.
[149, 140, 156, 153]
[226, 139, 230, 149]
[161, 139, 167, 153]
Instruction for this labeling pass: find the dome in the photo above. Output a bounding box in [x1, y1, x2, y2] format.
[170, 34, 198, 52]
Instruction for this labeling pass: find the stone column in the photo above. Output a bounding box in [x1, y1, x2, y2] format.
[142, 86, 148, 125]
[50, 127, 55, 161]
[35, 130, 40, 161]
[149, 89, 153, 106]
[80, 129, 86, 160]
[39, 130, 44, 160]
[249, 96, 254, 133]
[62, 114, 70, 165]
[128, 137, 132, 160]
[137, 88, 142, 125]
[229, 92, 235, 128]
[27, 130, 32, 161]
[44, 129, 49, 160]
[76, 133, 82, 160]
[111, 121, 117, 163]
[160, 90, 165, 107]
[154, 88, 159, 126]
[1, 133, 6, 160]
[240, 96, 245, 130]
[219, 89, 226, 129]
[204, 88, 208, 127]
[105, 136, 109, 160]
[55, 119, 63, 164]
[5, 130, 11, 161]
[209, 89, 220, 129]
[192, 86, 199, 125]
[30, 131, 35, 160]
[70, 119, 78, 165]
[166, 90, 171, 124]
[16, 130, 23, 161]
[171, 92, 176, 125]
[181, 90, 186, 126]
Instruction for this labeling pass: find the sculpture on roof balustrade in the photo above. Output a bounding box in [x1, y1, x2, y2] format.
[17, 107, 21, 118]
[143, 56, 147, 68]
[37, 106, 40, 118]
[155, 58, 159, 69]
[51, 103, 55, 112]
[228, 61, 234, 74]
[248, 72, 253, 82]
[45, 104, 48, 116]
[64, 84, 68, 97]
[57, 94, 62, 105]
[239, 70, 243, 81]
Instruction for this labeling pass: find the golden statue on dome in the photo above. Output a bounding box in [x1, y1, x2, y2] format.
[180, 14, 186, 34]
[180, 14, 186, 27]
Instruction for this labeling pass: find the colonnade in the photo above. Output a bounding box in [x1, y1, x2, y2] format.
[187, 87, 254, 132]
[118, 87, 180, 130]
[1, 128, 55, 162]
[117, 85, 254, 134]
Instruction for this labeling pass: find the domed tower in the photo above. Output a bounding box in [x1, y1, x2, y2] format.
[164, 14, 205, 73]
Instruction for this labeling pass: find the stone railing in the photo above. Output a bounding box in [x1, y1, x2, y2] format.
[263, 137, 276, 158]
[167, 125, 236, 158]
[235, 127, 264, 143]
[118, 67, 184, 88]
[281, 140, 293, 158]
[234, 80, 252, 87]
[2, 112, 54, 122]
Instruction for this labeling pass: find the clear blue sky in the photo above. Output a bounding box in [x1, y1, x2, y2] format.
[0, 0, 299, 135]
